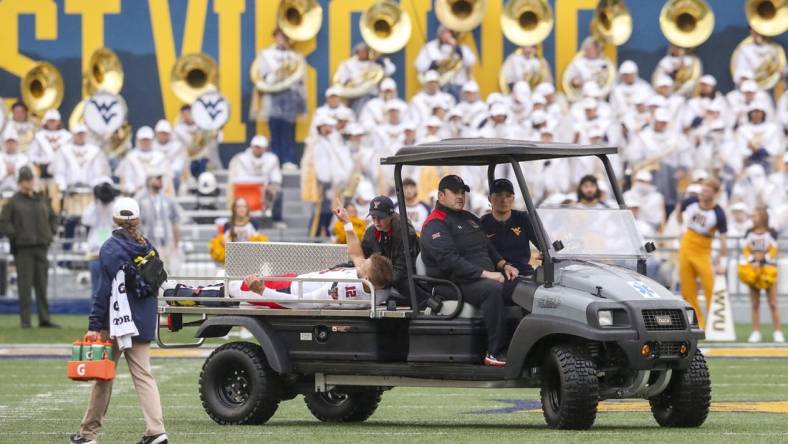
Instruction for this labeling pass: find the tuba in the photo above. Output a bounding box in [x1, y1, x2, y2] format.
[499, 0, 554, 92]
[332, 1, 411, 99]
[20, 62, 64, 116]
[654, 0, 713, 96]
[730, 0, 787, 90]
[422, 0, 486, 86]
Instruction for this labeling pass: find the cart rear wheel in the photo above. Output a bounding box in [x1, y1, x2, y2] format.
[199, 342, 282, 425]
[304, 387, 382, 422]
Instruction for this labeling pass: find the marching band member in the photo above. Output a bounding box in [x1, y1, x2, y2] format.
[501, 44, 553, 91]
[408, 70, 456, 126]
[733, 28, 784, 86]
[174, 104, 218, 185]
[508, 81, 532, 126]
[0, 128, 32, 193]
[610, 60, 653, 120]
[372, 101, 408, 151]
[683, 75, 729, 132]
[333, 42, 396, 114]
[562, 37, 610, 100]
[727, 69, 774, 118]
[689, 101, 735, 173]
[620, 90, 652, 150]
[732, 163, 770, 210]
[53, 124, 110, 194]
[415, 26, 476, 101]
[453, 81, 488, 129]
[764, 153, 788, 212]
[730, 80, 775, 128]
[7, 102, 37, 153]
[653, 76, 685, 120]
[446, 108, 470, 138]
[227, 135, 284, 224]
[153, 120, 186, 193]
[309, 116, 342, 237]
[116, 126, 170, 197]
[312, 87, 352, 135]
[624, 170, 666, 230]
[570, 82, 613, 122]
[30, 109, 71, 183]
[654, 44, 698, 97]
[480, 103, 521, 140]
[632, 108, 692, 214]
[359, 78, 407, 128]
[778, 87, 788, 133]
[536, 82, 569, 117]
[422, 116, 446, 143]
[735, 104, 783, 172]
[251, 28, 307, 170]
[727, 202, 753, 238]
[315, 116, 353, 234]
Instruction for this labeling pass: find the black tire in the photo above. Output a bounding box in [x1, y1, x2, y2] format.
[649, 351, 711, 427]
[304, 387, 382, 422]
[199, 341, 282, 425]
[540, 344, 599, 430]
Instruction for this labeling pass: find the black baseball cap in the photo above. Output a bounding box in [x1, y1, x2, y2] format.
[368, 195, 395, 218]
[490, 178, 515, 194]
[17, 166, 34, 183]
[438, 175, 470, 193]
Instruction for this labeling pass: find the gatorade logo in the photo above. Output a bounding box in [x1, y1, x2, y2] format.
[77, 363, 86, 376]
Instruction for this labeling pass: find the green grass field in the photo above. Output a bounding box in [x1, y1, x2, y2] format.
[0, 357, 786, 443]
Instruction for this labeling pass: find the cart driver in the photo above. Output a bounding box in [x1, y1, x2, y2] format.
[231, 198, 393, 309]
[420, 175, 519, 366]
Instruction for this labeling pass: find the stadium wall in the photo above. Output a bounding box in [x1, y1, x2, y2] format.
[1, 0, 785, 162]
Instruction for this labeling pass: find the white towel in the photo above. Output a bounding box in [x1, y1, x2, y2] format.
[109, 269, 139, 350]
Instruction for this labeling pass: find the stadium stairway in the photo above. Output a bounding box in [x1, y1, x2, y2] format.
[176, 169, 327, 247]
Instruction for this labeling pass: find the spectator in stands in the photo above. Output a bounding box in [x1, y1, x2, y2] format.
[361, 195, 419, 300]
[228, 135, 285, 228]
[0, 166, 59, 328]
[400, 178, 431, 233]
[481, 178, 538, 276]
[333, 201, 366, 244]
[0, 127, 31, 193]
[575, 175, 608, 208]
[739, 207, 783, 343]
[82, 177, 120, 299]
[137, 170, 181, 270]
[224, 197, 260, 243]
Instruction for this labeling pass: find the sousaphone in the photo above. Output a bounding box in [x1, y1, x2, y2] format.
[499, 0, 554, 92]
[653, 0, 714, 96]
[333, 1, 412, 98]
[20, 62, 64, 116]
[421, 0, 486, 86]
[730, 0, 787, 90]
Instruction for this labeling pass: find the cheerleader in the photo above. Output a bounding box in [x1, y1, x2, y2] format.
[738, 207, 783, 343]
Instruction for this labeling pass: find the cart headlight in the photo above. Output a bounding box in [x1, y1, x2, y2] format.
[687, 309, 697, 326]
[598, 310, 614, 327]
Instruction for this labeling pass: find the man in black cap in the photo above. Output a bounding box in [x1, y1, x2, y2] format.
[481, 178, 538, 276]
[0, 166, 59, 328]
[361, 195, 419, 300]
[420, 175, 519, 366]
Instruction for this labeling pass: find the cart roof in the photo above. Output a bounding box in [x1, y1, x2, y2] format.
[380, 138, 617, 166]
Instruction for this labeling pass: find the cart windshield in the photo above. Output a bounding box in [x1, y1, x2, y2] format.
[537, 208, 649, 260]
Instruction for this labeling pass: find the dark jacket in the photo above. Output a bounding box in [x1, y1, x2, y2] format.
[89, 230, 159, 341]
[419, 202, 503, 284]
[0, 191, 57, 250]
[361, 217, 419, 295]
